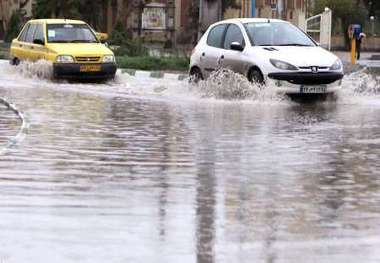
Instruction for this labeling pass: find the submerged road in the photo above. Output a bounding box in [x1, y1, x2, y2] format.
[0, 61, 380, 262]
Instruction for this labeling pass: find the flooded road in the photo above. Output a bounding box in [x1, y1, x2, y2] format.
[0, 61, 380, 262]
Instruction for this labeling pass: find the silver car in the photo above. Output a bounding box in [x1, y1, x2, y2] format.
[189, 18, 344, 95]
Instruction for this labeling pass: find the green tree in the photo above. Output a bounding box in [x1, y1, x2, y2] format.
[32, 0, 111, 32]
[33, 0, 81, 19]
[314, 0, 368, 48]
[4, 12, 22, 42]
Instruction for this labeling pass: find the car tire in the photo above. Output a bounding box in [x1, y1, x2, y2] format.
[9, 57, 20, 66]
[189, 67, 203, 84]
[248, 68, 264, 84]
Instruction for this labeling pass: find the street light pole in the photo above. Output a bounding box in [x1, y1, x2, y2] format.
[370, 16, 375, 36]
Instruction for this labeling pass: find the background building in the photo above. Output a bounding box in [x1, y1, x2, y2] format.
[228, 0, 307, 27]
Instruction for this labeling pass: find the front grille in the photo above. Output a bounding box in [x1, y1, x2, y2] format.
[299, 66, 328, 70]
[75, 56, 100, 62]
[268, 72, 344, 85]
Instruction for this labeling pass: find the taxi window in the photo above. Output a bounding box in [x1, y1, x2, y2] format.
[223, 24, 245, 49]
[25, 23, 37, 43]
[207, 24, 227, 48]
[33, 24, 45, 42]
[18, 23, 30, 42]
[46, 24, 98, 43]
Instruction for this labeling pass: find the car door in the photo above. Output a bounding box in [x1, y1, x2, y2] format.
[200, 24, 227, 78]
[220, 24, 247, 75]
[23, 23, 38, 61]
[31, 23, 47, 61]
[11, 22, 30, 60]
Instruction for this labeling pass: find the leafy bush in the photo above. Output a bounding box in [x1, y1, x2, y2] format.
[117, 56, 189, 71]
[109, 21, 129, 46]
[113, 39, 148, 57]
[109, 21, 148, 57]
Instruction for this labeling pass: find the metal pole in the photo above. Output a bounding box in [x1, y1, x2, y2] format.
[251, 0, 255, 17]
[198, 0, 203, 39]
[242, 0, 245, 17]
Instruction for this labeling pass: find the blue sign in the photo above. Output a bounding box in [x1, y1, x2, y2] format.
[251, 0, 255, 17]
[352, 24, 362, 38]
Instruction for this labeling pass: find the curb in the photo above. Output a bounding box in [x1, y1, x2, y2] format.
[0, 97, 28, 155]
[121, 69, 188, 81]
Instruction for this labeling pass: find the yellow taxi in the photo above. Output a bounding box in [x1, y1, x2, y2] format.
[10, 19, 117, 80]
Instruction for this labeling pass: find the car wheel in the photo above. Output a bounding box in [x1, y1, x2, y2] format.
[9, 57, 20, 66]
[189, 67, 203, 84]
[248, 68, 264, 84]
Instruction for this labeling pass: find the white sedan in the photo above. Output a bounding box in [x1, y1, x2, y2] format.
[189, 18, 344, 95]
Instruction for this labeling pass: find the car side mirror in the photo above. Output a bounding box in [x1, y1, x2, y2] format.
[230, 42, 244, 51]
[33, 39, 45, 45]
[96, 32, 108, 43]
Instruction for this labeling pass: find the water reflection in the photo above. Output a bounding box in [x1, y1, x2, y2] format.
[1, 79, 380, 262]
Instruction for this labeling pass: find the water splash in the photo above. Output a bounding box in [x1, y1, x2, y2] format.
[336, 69, 380, 105]
[7, 60, 54, 80]
[192, 68, 286, 102]
[1, 59, 380, 105]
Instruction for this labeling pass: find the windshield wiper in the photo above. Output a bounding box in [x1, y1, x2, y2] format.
[69, 40, 98, 43]
[49, 40, 70, 43]
[277, 43, 313, 46]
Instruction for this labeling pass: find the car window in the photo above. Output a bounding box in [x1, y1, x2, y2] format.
[207, 24, 226, 48]
[46, 24, 98, 43]
[244, 22, 315, 46]
[25, 23, 37, 43]
[33, 24, 45, 42]
[18, 23, 30, 42]
[223, 24, 245, 49]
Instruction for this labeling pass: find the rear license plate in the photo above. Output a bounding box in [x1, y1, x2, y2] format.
[80, 65, 101, 72]
[300, 85, 327, 94]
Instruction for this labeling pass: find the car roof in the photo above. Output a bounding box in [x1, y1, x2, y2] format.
[212, 18, 288, 26]
[27, 19, 86, 24]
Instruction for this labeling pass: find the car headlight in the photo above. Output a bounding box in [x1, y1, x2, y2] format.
[270, 59, 298, 70]
[102, 55, 115, 63]
[56, 55, 74, 63]
[330, 59, 343, 70]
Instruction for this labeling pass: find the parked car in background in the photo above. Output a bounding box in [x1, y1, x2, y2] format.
[190, 18, 344, 95]
[9, 19, 117, 80]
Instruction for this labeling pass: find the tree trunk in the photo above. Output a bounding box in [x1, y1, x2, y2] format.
[107, 0, 113, 34]
[199, 0, 222, 34]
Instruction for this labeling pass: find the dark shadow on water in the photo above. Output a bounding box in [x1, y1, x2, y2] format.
[196, 142, 216, 263]
[288, 93, 338, 104]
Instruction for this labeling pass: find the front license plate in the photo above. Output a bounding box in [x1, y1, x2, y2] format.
[80, 65, 101, 72]
[300, 85, 327, 94]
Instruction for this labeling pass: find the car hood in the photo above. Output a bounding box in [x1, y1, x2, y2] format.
[47, 43, 113, 56]
[252, 46, 338, 67]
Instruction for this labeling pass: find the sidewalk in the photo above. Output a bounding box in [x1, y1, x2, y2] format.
[334, 51, 380, 69]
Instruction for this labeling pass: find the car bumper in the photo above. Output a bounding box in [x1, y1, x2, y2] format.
[267, 72, 344, 94]
[53, 63, 117, 80]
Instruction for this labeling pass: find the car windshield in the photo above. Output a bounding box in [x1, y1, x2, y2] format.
[244, 22, 316, 47]
[47, 24, 98, 43]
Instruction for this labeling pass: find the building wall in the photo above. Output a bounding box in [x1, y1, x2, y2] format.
[227, 0, 306, 27]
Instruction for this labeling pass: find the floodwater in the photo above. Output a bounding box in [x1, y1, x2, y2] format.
[0, 61, 380, 263]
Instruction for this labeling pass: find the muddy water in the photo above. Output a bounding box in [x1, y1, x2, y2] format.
[0, 61, 380, 262]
